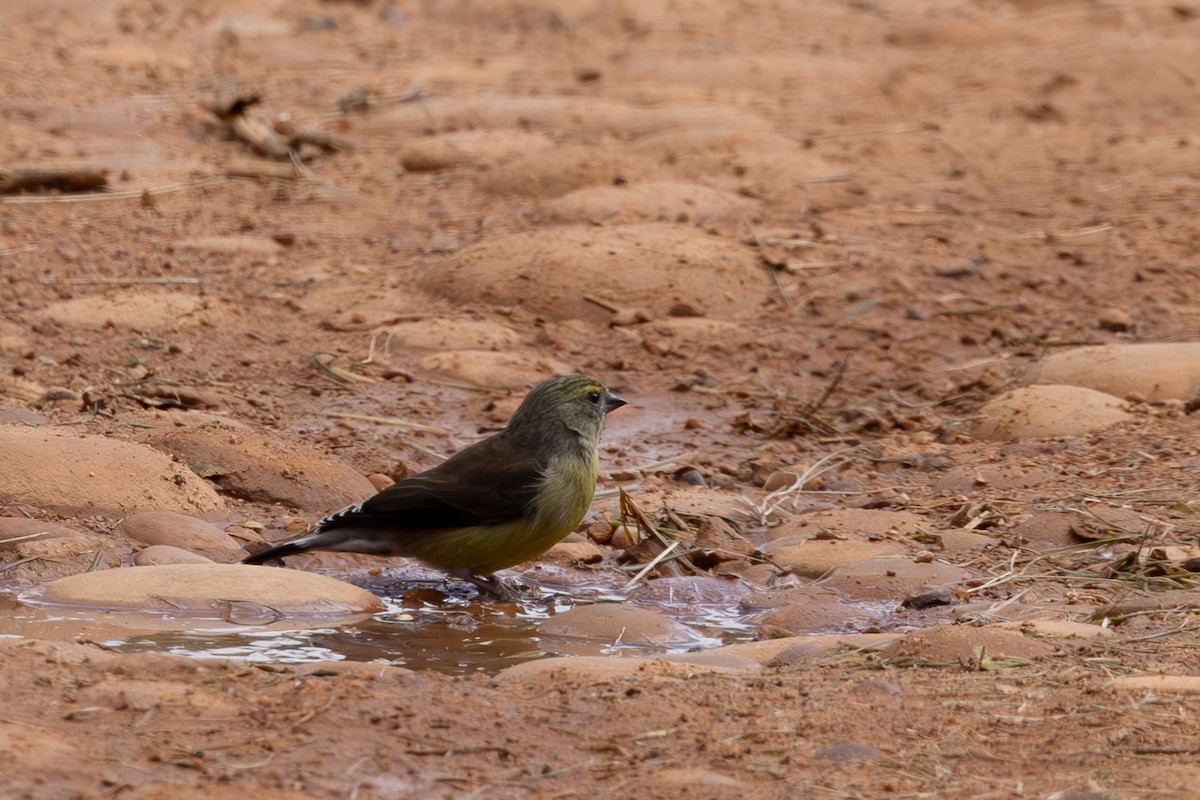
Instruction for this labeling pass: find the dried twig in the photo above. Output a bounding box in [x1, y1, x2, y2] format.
[0, 166, 108, 194]
[326, 411, 451, 435]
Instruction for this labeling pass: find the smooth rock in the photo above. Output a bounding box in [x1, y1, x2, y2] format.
[493, 654, 746, 683]
[1097, 307, 1134, 332]
[416, 350, 574, 390]
[479, 141, 666, 198]
[368, 95, 773, 141]
[930, 464, 1061, 494]
[541, 181, 759, 226]
[1109, 675, 1200, 694]
[422, 224, 764, 323]
[628, 575, 753, 606]
[118, 511, 244, 561]
[540, 540, 605, 568]
[142, 421, 374, 512]
[973, 384, 1132, 441]
[175, 237, 286, 256]
[375, 318, 522, 351]
[715, 633, 902, 666]
[1010, 507, 1156, 551]
[813, 742, 887, 762]
[398, 130, 552, 172]
[133, 545, 216, 566]
[996, 619, 1113, 639]
[923, 528, 998, 556]
[0, 406, 46, 426]
[766, 508, 927, 542]
[630, 127, 860, 208]
[879, 624, 1056, 665]
[0, 518, 87, 550]
[399, 138, 470, 172]
[752, 586, 882, 634]
[0, 518, 117, 581]
[36, 291, 204, 330]
[763, 536, 906, 578]
[0, 426, 223, 515]
[300, 283, 423, 331]
[1026, 342, 1200, 402]
[817, 557, 972, 602]
[288, 661, 414, 680]
[537, 604, 708, 653]
[656, 768, 742, 788]
[660, 651, 760, 671]
[26, 564, 384, 621]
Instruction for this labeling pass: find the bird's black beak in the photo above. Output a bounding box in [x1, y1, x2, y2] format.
[603, 390, 628, 413]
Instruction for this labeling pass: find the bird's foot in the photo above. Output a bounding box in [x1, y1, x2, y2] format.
[452, 572, 534, 602]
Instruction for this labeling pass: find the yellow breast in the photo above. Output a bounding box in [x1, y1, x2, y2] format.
[403, 449, 598, 576]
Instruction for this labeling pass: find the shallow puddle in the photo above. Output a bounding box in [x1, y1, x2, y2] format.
[3, 567, 936, 674]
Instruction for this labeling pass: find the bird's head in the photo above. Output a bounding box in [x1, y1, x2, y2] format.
[507, 375, 627, 445]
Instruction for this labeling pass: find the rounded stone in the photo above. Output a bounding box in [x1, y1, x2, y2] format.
[817, 557, 972, 602]
[422, 223, 764, 323]
[537, 604, 707, 652]
[763, 537, 907, 578]
[973, 384, 1131, 441]
[26, 564, 384, 621]
[1026, 342, 1200, 402]
[133, 545, 216, 566]
[142, 422, 374, 513]
[0, 426, 222, 515]
[118, 511, 244, 561]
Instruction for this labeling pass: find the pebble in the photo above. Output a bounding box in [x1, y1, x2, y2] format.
[813, 742, 887, 762]
[1097, 307, 1133, 332]
[117, 510, 245, 561]
[133, 545, 215, 566]
[972, 384, 1131, 441]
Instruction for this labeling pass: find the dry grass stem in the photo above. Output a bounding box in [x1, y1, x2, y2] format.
[326, 411, 451, 435]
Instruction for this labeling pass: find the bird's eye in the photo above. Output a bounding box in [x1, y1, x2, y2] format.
[587, 390, 601, 404]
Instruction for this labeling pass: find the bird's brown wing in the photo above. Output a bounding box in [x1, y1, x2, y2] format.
[334, 431, 545, 531]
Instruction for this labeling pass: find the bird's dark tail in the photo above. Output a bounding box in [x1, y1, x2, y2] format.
[243, 540, 311, 565]
[242, 525, 340, 564]
[242, 510, 394, 564]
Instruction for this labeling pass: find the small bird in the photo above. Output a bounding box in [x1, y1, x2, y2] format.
[244, 375, 627, 596]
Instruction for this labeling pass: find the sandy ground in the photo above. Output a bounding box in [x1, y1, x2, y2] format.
[4, 0, 1200, 797]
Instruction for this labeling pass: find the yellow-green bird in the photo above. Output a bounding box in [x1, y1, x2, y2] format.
[244, 375, 626, 595]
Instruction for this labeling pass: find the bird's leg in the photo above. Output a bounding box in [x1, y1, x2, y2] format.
[451, 570, 522, 601]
